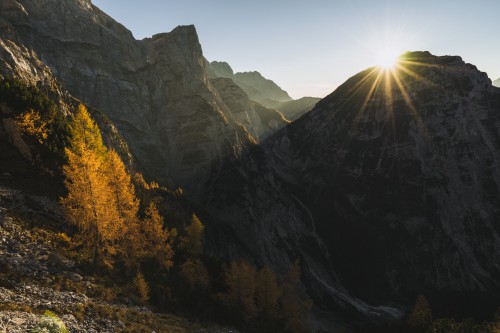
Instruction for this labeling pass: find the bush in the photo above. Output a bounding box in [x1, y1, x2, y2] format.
[31, 310, 68, 333]
[134, 271, 150, 305]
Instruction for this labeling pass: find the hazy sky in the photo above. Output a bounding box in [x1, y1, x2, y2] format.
[93, 0, 500, 99]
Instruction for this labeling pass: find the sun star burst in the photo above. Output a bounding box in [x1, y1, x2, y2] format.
[376, 47, 401, 70]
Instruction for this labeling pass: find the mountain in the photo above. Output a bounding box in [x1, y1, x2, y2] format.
[203, 51, 500, 324]
[234, 71, 292, 105]
[494, 77, 500, 87]
[275, 96, 321, 121]
[209, 61, 235, 79]
[208, 61, 319, 120]
[209, 76, 289, 140]
[0, 0, 264, 191]
[210, 61, 292, 106]
[2, 0, 499, 329]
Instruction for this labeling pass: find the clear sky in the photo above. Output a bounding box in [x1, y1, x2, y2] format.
[92, 0, 500, 99]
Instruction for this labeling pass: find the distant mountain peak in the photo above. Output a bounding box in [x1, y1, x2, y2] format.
[208, 60, 320, 120]
[209, 61, 292, 105]
[209, 61, 234, 78]
[494, 77, 500, 87]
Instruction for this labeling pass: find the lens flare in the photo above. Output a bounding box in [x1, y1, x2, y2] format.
[376, 47, 401, 69]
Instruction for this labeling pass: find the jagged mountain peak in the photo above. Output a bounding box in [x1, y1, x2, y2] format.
[311, 51, 494, 128]
[208, 60, 319, 121]
[204, 51, 500, 321]
[233, 71, 292, 102]
[152, 24, 198, 40]
[235, 70, 265, 78]
[209, 60, 292, 106]
[209, 61, 234, 78]
[0, 0, 259, 192]
[266, 50, 500, 305]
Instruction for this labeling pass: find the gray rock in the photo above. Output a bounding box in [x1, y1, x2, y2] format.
[64, 272, 83, 282]
[0, 0, 258, 192]
[47, 253, 75, 272]
[0, 277, 15, 289]
[210, 77, 289, 140]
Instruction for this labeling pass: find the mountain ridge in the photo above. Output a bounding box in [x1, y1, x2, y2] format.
[0, 0, 264, 192]
[208, 60, 320, 121]
[203, 51, 500, 323]
[1, 0, 500, 330]
[209, 61, 292, 104]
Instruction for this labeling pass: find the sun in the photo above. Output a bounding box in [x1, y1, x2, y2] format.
[376, 47, 402, 69]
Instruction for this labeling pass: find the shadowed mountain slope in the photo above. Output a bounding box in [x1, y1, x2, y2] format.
[203, 51, 500, 323]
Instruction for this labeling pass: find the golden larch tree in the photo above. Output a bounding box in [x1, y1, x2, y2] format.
[61, 145, 122, 267]
[102, 149, 141, 268]
[68, 104, 106, 156]
[222, 260, 257, 321]
[180, 258, 210, 290]
[61, 104, 123, 267]
[255, 266, 281, 321]
[15, 109, 48, 144]
[103, 149, 139, 223]
[179, 213, 204, 257]
[141, 202, 175, 270]
[134, 271, 150, 305]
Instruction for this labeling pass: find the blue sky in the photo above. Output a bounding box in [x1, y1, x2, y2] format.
[93, 0, 500, 99]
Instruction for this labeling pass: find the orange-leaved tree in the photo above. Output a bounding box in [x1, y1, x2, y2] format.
[102, 149, 142, 268]
[179, 213, 205, 257]
[61, 104, 123, 268]
[221, 260, 257, 322]
[141, 202, 175, 270]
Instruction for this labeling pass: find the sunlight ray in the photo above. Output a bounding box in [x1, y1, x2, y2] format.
[338, 68, 380, 110]
[390, 69, 429, 138]
[385, 68, 397, 143]
[398, 59, 438, 68]
[396, 64, 434, 86]
[346, 68, 380, 97]
[350, 69, 384, 133]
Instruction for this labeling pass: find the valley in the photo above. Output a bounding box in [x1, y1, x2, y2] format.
[1, 0, 500, 332]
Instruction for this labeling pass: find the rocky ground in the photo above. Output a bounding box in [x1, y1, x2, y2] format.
[0, 186, 237, 332]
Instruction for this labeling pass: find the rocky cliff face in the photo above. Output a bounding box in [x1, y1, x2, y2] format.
[273, 51, 500, 300]
[203, 52, 500, 321]
[0, 0, 257, 190]
[210, 77, 289, 140]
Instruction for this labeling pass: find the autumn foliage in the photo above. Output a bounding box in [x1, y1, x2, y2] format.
[15, 109, 48, 144]
[59, 103, 311, 332]
[140, 202, 175, 270]
[219, 259, 311, 332]
[61, 105, 123, 267]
